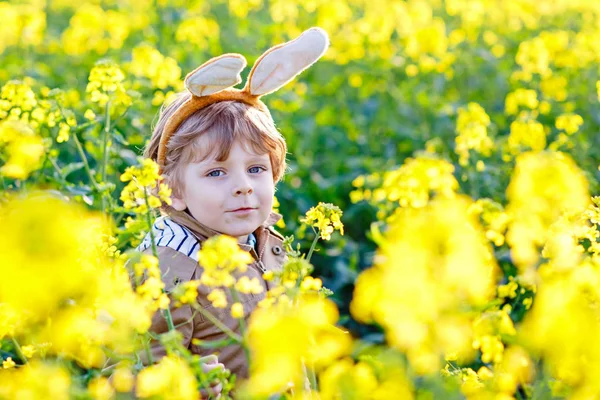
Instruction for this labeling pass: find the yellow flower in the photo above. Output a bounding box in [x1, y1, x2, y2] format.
[300, 276, 323, 292]
[555, 113, 584, 135]
[0, 120, 45, 180]
[61, 5, 130, 56]
[508, 118, 546, 155]
[207, 288, 227, 308]
[516, 37, 551, 77]
[505, 89, 539, 115]
[198, 235, 253, 287]
[0, 361, 70, 398]
[231, 302, 244, 318]
[2, 357, 16, 369]
[262, 270, 274, 281]
[136, 355, 198, 399]
[242, 294, 351, 397]
[84, 109, 96, 120]
[120, 158, 170, 213]
[86, 60, 130, 107]
[319, 358, 413, 400]
[455, 102, 494, 165]
[20, 345, 36, 359]
[126, 44, 182, 89]
[88, 376, 115, 400]
[112, 366, 134, 393]
[0, 193, 153, 363]
[541, 75, 568, 101]
[506, 151, 589, 270]
[351, 196, 498, 374]
[175, 16, 220, 50]
[352, 156, 458, 216]
[301, 202, 344, 240]
[173, 280, 200, 306]
[235, 276, 264, 295]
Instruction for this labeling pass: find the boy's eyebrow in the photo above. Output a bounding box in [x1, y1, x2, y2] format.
[198, 155, 269, 166]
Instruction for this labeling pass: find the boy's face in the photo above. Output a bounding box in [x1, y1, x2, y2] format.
[171, 138, 275, 244]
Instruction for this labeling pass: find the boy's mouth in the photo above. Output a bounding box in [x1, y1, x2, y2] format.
[229, 207, 257, 213]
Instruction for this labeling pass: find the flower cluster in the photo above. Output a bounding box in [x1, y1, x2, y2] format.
[350, 155, 459, 219]
[61, 4, 131, 56]
[197, 235, 254, 288]
[243, 294, 352, 397]
[126, 44, 182, 90]
[506, 151, 589, 271]
[301, 202, 344, 240]
[0, 120, 45, 179]
[135, 355, 199, 399]
[351, 196, 498, 374]
[86, 59, 131, 108]
[455, 102, 493, 166]
[0, 194, 152, 368]
[132, 254, 170, 312]
[120, 158, 172, 213]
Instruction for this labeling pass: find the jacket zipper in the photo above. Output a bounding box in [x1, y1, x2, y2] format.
[254, 231, 269, 273]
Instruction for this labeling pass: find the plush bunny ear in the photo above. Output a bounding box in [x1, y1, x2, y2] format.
[245, 27, 329, 96]
[184, 54, 247, 97]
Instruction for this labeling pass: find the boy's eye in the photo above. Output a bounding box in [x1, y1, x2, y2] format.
[249, 166, 266, 174]
[207, 170, 224, 177]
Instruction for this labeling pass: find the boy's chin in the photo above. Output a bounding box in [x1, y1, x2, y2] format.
[221, 224, 261, 238]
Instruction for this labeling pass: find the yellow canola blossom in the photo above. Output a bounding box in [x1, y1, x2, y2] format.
[520, 258, 600, 398]
[319, 357, 414, 400]
[86, 60, 131, 108]
[506, 151, 589, 271]
[136, 355, 199, 399]
[61, 4, 130, 56]
[0, 120, 45, 180]
[351, 196, 498, 374]
[0, 361, 70, 400]
[126, 44, 182, 90]
[350, 155, 459, 215]
[197, 235, 254, 287]
[0, 194, 152, 365]
[242, 294, 352, 397]
[455, 102, 494, 166]
[301, 202, 344, 240]
[120, 158, 172, 214]
[0, 3, 45, 53]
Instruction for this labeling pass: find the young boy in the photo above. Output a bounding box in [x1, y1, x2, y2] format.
[136, 27, 329, 383]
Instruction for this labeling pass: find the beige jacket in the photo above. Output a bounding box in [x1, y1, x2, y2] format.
[138, 209, 287, 379]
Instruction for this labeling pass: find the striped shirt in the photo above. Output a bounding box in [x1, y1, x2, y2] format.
[137, 216, 256, 260]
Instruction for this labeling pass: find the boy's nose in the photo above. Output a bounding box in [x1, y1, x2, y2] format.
[233, 182, 253, 196]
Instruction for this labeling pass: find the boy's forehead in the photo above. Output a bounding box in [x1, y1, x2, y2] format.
[192, 135, 269, 163]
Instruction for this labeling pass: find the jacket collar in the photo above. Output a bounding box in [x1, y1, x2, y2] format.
[165, 208, 282, 253]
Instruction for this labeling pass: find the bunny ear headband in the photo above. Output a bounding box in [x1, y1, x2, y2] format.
[157, 27, 330, 170]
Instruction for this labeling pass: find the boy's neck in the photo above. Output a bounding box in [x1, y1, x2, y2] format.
[237, 235, 249, 245]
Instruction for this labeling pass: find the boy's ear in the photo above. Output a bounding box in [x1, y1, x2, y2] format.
[170, 195, 187, 211]
[244, 27, 329, 96]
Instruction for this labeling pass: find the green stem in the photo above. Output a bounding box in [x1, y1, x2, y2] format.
[307, 363, 318, 392]
[305, 229, 320, 264]
[144, 334, 154, 365]
[100, 100, 111, 214]
[143, 188, 175, 332]
[100, 100, 111, 183]
[191, 304, 242, 343]
[48, 157, 68, 186]
[230, 288, 250, 363]
[72, 130, 100, 192]
[11, 338, 28, 365]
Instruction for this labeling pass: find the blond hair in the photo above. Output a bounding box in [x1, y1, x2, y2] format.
[144, 91, 287, 198]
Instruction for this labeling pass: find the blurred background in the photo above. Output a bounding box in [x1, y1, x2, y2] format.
[2, 0, 600, 350]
